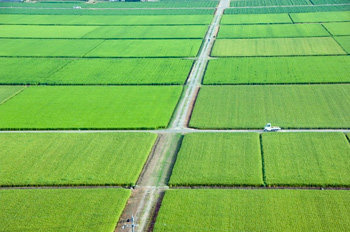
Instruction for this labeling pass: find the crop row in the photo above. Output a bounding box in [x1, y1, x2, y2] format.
[0, 38, 203, 58]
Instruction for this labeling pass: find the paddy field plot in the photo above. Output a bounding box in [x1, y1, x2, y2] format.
[0, 133, 156, 186]
[217, 24, 329, 38]
[225, 5, 350, 14]
[154, 189, 350, 232]
[0, 188, 130, 232]
[83, 25, 208, 39]
[211, 37, 345, 56]
[334, 36, 350, 53]
[0, 39, 104, 57]
[0, 14, 214, 25]
[85, 39, 202, 57]
[189, 85, 350, 129]
[169, 133, 263, 186]
[230, 0, 312, 7]
[221, 13, 292, 24]
[324, 22, 350, 36]
[0, 25, 208, 39]
[0, 8, 215, 15]
[262, 133, 350, 187]
[0, 86, 182, 129]
[0, 85, 26, 103]
[290, 11, 350, 23]
[0, 58, 193, 85]
[0, 25, 98, 39]
[204, 56, 350, 84]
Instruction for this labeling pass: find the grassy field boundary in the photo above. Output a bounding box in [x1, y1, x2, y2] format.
[259, 134, 267, 186]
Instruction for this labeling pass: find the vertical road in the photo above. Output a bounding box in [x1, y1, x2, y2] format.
[170, 0, 230, 129]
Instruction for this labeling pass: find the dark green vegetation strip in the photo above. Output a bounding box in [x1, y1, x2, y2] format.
[290, 11, 350, 22]
[189, 85, 350, 129]
[0, 14, 214, 25]
[221, 13, 292, 24]
[0, 39, 202, 58]
[334, 36, 350, 53]
[217, 23, 329, 38]
[0, 8, 215, 15]
[0, 86, 182, 129]
[0, 1, 219, 8]
[324, 22, 350, 36]
[212, 37, 345, 56]
[169, 133, 263, 186]
[230, 0, 312, 7]
[204, 56, 350, 84]
[0, 188, 130, 232]
[0, 58, 193, 85]
[225, 5, 350, 14]
[262, 133, 350, 187]
[154, 189, 350, 231]
[0, 133, 157, 186]
[0, 85, 26, 103]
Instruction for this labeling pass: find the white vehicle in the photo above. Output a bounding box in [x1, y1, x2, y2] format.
[264, 123, 281, 132]
[73, 6, 82, 9]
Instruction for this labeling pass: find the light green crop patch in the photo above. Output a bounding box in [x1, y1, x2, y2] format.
[169, 133, 263, 186]
[211, 37, 345, 56]
[0, 38, 104, 57]
[221, 13, 292, 24]
[154, 189, 350, 231]
[189, 85, 350, 129]
[0, 86, 26, 103]
[0, 86, 182, 129]
[0, 133, 156, 186]
[85, 39, 202, 57]
[83, 25, 208, 39]
[0, 188, 130, 232]
[217, 24, 329, 38]
[323, 22, 350, 36]
[290, 11, 350, 22]
[0, 25, 98, 38]
[203, 56, 350, 84]
[0, 14, 213, 25]
[335, 36, 350, 53]
[263, 133, 350, 187]
[0, 58, 193, 85]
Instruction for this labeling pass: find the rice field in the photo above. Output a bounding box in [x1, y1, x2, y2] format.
[169, 133, 263, 186]
[0, 25, 208, 39]
[262, 132, 350, 187]
[189, 85, 350, 129]
[0, 133, 156, 186]
[0, 14, 214, 25]
[225, 5, 350, 14]
[0, 86, 182, 129]
[290, 11, 350, 22]
[0, 85, 26, 103]
[324, 22, 350, 36]
[211, 37, 345, 56]
[217, 24, 329, 38]
[230, 0, 312, 7]
[221, 13, 292, 24]
[204, 56, 350, 84]
[0, 58, 193, 85]
[335, 36, 350, 53]
[0, 188, 130, 232]
[154, 189, 350, 231]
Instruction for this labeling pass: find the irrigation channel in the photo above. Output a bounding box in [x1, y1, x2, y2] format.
[1, 0, 350, 231]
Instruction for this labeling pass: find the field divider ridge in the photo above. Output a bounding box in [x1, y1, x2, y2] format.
[259, 134, 267, 187]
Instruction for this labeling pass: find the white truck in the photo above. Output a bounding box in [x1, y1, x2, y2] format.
[264, 123, 281, 132]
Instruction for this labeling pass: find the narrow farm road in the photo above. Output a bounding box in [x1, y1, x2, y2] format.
[169, 0, 229, 130]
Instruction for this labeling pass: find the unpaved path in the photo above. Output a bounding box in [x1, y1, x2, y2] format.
[115, 134, 182, 232]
